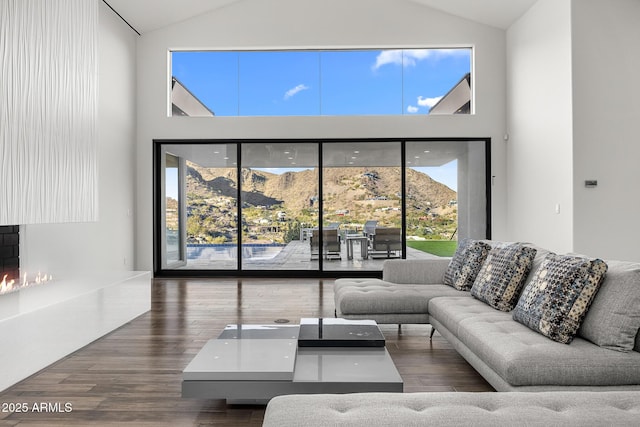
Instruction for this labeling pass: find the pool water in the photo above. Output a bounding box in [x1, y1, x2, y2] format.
[187, 244, 284, 261]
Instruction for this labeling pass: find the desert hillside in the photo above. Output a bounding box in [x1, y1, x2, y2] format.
[169, 163, 457, 243]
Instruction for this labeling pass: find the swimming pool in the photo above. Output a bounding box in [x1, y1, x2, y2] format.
[187, 244, 285, 261]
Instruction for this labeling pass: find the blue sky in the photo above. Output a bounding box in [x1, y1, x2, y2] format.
[171, 48, 471, 116]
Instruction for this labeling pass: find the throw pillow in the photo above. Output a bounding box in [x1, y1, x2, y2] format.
[578, 260, 640, 352]
[443, 239, 491, 291]
[512, 254, 608, 344]
[470, 243, 537, 311]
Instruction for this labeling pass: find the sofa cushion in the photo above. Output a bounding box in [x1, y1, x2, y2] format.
[336, 282, 466, 315]
[512, 254, 608, 344]
[263, 391, 640, 427]
[429, 296, 640, 387]
[470, 243, 537, 311]
[443, 239, 491, 291]
[334, 278, 386, 294]
[578, 260, 640, 352]
[382, 258, 452, 284]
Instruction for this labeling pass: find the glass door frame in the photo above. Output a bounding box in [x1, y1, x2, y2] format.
[158, 149, 187, 269]
[153, 137, 491, 278]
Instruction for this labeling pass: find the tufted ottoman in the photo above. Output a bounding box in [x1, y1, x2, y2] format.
[262, 391, 640, 426]
[334, 277, 467, 325]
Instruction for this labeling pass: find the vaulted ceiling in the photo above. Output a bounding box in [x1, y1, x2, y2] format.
[105, 0, 538, 34]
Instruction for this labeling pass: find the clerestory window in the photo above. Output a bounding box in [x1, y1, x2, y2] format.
[170, 48, 472, 117]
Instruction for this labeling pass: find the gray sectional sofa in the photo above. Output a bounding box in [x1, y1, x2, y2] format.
[334, 242, 640, 391]
[263, 241, 640, 426]
[263, 391, 640, 426]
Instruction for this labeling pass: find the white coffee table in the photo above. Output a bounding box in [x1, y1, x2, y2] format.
[182, 320, 403, 404]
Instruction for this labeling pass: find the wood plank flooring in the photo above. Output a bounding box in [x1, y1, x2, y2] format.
[0, 278, 493, 426]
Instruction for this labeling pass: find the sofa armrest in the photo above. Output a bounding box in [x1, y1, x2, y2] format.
[382, 258, 451, 284]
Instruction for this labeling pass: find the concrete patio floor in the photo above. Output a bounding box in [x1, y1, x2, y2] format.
[179, 239, 441, 271]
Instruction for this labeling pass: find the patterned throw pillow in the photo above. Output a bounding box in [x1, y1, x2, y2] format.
[470, 243, 537, 311]
[443, 239, 492, 291]
[512, 254, 608, 344]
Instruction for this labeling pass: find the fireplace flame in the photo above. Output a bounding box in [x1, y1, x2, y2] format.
[1, 274, 15, 293]
[0, 272, 52, 295]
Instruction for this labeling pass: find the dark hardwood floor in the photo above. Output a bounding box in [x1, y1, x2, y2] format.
[0, 278, 493, 426]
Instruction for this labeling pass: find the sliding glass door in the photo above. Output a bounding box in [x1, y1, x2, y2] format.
[322, 142, 402, 271]
[155, 139, 489, 276]
[240, 143, 319, 271]
[161, 144, 239, 270]
[405, 141, 486, 258]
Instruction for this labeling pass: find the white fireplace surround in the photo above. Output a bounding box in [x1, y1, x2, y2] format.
[0, 271, 151, 392]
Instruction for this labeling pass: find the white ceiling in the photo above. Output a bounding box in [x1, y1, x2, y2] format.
[409, 0, 538, 30]
[105, 0, 538, 34]
[163, 141, 463, 169]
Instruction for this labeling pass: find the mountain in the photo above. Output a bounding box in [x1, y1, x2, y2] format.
[182, 163, 457, 243]
[186, 164, 455, 214]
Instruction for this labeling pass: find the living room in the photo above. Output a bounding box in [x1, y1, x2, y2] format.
[1, 0, 639, 425]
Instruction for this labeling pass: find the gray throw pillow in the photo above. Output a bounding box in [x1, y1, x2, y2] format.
[578, 260, 640, 352]
[470, 243, 537, 311]
[443, 239, 491, 291]
[512, 254, 608, 344]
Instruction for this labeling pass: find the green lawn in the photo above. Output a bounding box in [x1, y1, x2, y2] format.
[407, 240, 458, 257]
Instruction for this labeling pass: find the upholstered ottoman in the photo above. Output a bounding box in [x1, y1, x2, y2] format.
[262, 391, 640, 427]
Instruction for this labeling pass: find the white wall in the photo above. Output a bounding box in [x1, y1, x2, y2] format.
[0, 0, 98, 225]
[571, 0, 640, 262]
[134, 0, 509, 270]
[20, 2, 138, 278]
[505, 0, 574, 253]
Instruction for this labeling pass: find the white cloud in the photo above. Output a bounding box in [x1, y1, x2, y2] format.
[374, 50, 432, 69]
[417, 96, 443, 108]
[407, 105, 419, 114]
[373, 48, 468, 70]
[284, 84, 309, 100]
[373, 50, 403, 69]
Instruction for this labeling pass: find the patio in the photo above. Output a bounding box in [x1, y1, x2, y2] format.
[180, 239, 440, 271]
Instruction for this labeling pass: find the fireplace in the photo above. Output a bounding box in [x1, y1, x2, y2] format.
[0, 226, 51, 295]
[0, 226, 20, 289]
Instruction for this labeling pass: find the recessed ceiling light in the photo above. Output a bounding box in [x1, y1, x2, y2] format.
[351, 156, 357, 160]
[288, 156, 294, 160]
[415, 156, 420, 159]
[354, 151, 360, 154]
[424, 150, 430, 153]
[224, 157, 229, 160]
[348, 161, 354, 165]
[284, 151, 290, 154]
[214, 151, 220, 154]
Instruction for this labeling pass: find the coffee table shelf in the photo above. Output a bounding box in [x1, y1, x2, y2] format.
[182, 320, 403, 403]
